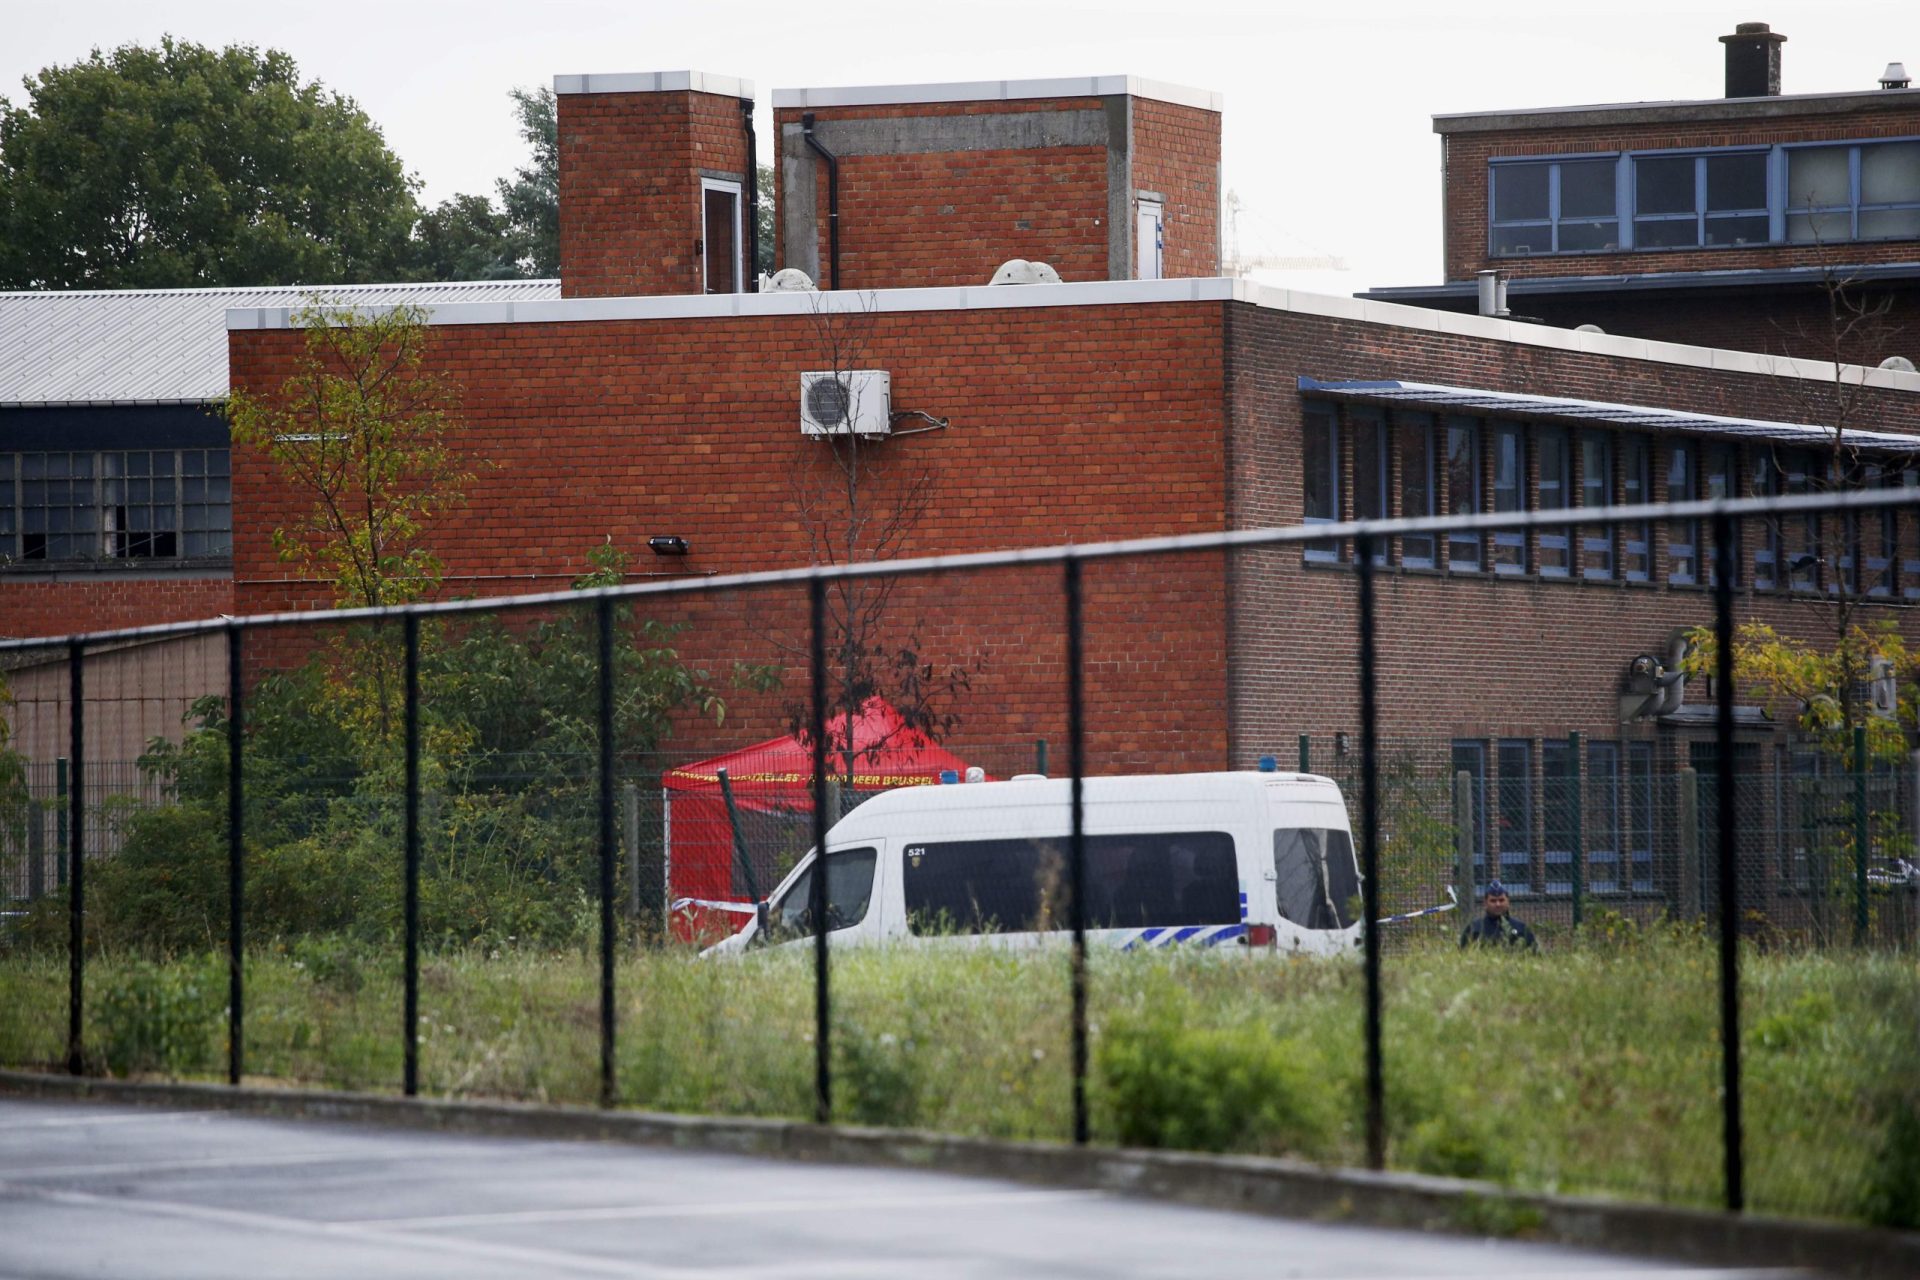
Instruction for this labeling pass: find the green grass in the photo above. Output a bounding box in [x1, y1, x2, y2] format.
[1, 928, 1913, 1226]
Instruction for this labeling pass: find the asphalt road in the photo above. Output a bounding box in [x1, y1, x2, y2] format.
[0, 1097, 1802, 1280]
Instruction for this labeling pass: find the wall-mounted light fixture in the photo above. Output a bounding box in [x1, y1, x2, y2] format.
[648, 536, 690, 556]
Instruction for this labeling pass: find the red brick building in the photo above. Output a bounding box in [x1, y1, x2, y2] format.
[1366, 23, 1920, 366]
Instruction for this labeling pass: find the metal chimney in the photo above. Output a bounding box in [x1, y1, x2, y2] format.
[1882, 62, 1912, 90]
[1720, 22, 1786, 98]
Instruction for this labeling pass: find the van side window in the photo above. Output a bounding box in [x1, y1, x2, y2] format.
[1272, 829, 1359, 929]
[763, 847, 878, 942]
[902, 833, 1239, 935]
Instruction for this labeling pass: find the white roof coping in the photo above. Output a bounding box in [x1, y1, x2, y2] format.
[223, 277, 1920, 398]
[552, 71, 755, 100]
[772, 75, 1221, 113]
[1433, 85, 1920, 131]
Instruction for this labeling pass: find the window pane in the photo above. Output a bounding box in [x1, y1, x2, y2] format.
[1557, 220, 1620, 251]
[1560, 160, 1616, 217]
[1623, 435, 1651, 581]
[1861, 141, 1920, 205]
[1492, 224, 1550, 256]
[1860, 208, 1920, 240]
[1401, 420, 1435, 568]
[1543, 741, 1576, 895]
[1497, 739, 1533, 893]
[1538, 428, 1571, 577]
[1627, 744, 1655, 894]
[1494, 163, 1550, 222]
[1581, 430, 1614, 579]
[1668, 441, 1696, 584]
[1588, 741, 1621, 894]
[1492, 424, 1525, 574]
[1788, 147, 1851, 209]
[767, 848, 877, 939]
[1789, 211, 1853, 244]
[1446, 420, 1481, 570]
[1453, 741, 1489, 888]
[1636, 217, 1700, 248]
[1303, 406, 1338, 561]
[1706, 152, 1767, 211]
[1273, 829, 1360, 930]
[1636, 156, 1696, 215]
[1353, 416, 1386, 520]
[1705, 214, 1770, 246]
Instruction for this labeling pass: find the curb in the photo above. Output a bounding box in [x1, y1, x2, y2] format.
[3, 1069, 1914, 1278]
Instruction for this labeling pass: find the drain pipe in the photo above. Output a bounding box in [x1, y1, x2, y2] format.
[801, 112, 840, 289]
[740, 99, 760, 290]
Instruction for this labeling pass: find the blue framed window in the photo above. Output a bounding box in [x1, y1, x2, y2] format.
[1588, 741, 1621, 894]
[1491, 423, 1526, 575]
[1622, 435, 1652, 581]
[1580, 430, 1614, 579]
[1633, 151, 1770, 249]
[1627, 742, 1655, 894]
[1704, 443, 1738, 587]
[1538, 426, 1572, 578]
[1782, 449, 1819, 592]
[1400, 415, 1437, 569]
[1490, 137, 1920, 256]
[1542, 738, 1577, 895]
[1754, 451, 1780, 590]
[1903, 469, 1920, 600]
[1865, 465, 1896, 597]
[1490, 158, 1620, 256]
[1497, 739, 1533, 894]
[1351, 409, 1389, 566]
[1453, 740, 1489, 889]
[1666, 440, 1697, 586]
[1445, 417, 1482, 572]
[1787, 141, 1920, 244]
[1303, 403, 1339, 562]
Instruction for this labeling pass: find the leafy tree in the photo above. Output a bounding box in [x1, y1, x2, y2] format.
[495, 87, 558, 277]
[756, 163, 776, 277]
[227, 301, 471, 610]
[410, 194, 527, 282]
[0, 37, 419, 289]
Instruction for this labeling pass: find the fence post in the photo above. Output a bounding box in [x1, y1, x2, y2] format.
[1453, 770, 1475, 917]
[402, 614, 421, 1098]
[1677, 767, 1700, 919]
[1065, 556, 1090, 1146]
[66, 644, 84, 1077]
[806, 577, 831, 1125]
[597, 595, 617, 1109]
[27, 784, 44, 901]
[1298, 733, 1310, 774]
[227, 623, 245, 1087]
[55, 757, 67, 888]
[1854, 725, 1870, 947]
[623, 783, 641, 922]
[1355, 533, 1385, 1172]
[1570, 731, 1584, 929]
[1712, 509, 1744, 1214]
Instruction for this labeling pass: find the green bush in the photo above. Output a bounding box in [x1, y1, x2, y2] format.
[96, 957, 224, 1077]
[1097, 993, 1339, 1158]
[1862, 1097, 1920, 1228]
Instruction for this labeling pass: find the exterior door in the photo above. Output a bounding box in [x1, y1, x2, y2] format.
[702, 180, 742, 294]
[1136, 198, 1164, 280]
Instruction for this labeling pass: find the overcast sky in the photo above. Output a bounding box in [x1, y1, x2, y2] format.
[6, 2, 1916, 294]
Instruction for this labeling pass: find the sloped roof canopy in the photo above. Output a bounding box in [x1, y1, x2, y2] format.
[1299, 378, 1920, 454]
[0, 280, 561, 407]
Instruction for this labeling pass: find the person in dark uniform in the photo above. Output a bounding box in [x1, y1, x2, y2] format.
[1459, 880, 1538, 949]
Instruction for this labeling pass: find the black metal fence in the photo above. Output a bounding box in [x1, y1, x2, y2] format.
[3, 489, 1920, 1227]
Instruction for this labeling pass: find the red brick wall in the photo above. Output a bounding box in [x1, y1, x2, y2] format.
[774, 98, 1112, 289]
[1225, 300, 1920, 757]
[1131, 98, 1220, 278]
[1441, 97, 1920, 283]
[559, 89, 749, 298]
[227, 303, 1233, 769]
[0, 575, 232, 643]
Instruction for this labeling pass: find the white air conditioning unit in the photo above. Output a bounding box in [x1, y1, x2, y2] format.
[800, 370, 891, 437]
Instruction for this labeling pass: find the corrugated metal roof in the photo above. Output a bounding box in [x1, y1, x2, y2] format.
[0, 280, 561, 407]
[1299, 378, 1920, 453]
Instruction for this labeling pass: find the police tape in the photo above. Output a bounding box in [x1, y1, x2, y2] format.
[1377, 886, 1459, 926]
[669, 897, 759, 915]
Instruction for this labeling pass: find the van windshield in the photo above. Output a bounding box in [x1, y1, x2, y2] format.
[1273, 828, 1359, 930]
[902, 832, 1238, 935]
[761, 847, 877, 943]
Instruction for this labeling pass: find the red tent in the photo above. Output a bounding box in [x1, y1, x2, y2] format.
[661, 699, 975, 938]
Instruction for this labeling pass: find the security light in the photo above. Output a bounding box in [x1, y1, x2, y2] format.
[648, 536, 690, 556]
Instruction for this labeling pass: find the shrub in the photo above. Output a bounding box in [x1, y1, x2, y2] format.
[95, 957, 223, 1077]
[1862, 1097, 1920, 1228]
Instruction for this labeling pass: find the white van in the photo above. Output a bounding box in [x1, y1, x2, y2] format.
[705, 771, 1363, 957]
